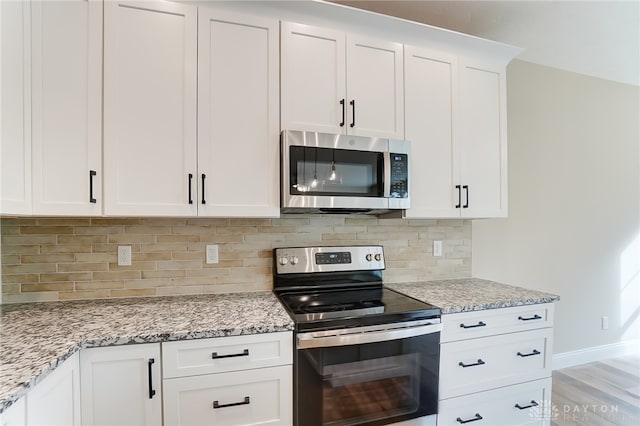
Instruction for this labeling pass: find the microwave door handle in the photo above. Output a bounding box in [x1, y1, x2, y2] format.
[383, 152, 391, 197]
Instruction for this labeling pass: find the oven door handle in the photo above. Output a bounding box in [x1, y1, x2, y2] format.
[297, 322, 442, 349]
[383, 151, 391, 198]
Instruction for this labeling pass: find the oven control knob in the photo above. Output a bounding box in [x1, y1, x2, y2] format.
[365, 253, 373, 261]
[374, 253, 382, 261]
[290, 256, 299, 265]
[279, 257, 288, 266]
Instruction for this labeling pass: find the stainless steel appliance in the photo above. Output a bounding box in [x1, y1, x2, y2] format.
[280, 130, 410, 214]
[273, 246, 441, 426]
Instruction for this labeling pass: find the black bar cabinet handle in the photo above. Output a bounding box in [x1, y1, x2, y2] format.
[515, 400, 539, 410]
[463, 185, 469, 208]
[455, 185, 461, 208]
[457, 413, 483, 424]
[459, 359, 485, 368]
[188, 173, 193, 204]
[212, 349, 249, 359]
[339, 99, 345, 127]
[518, 314, 542, 321]
[460, 321, 486, 329]
[349, 99, 355, 127]
[201, 173, 206, 204]
[213, 396, 250, 409]
[147, 358, 156, 399]
[89, 170, 97, 203]
[517, 349, 541, 358]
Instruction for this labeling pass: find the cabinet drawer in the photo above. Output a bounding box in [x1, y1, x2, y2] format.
[438, 378, 552, 426]
[439, 328, 552, 399]
[163, 365, 293, 426]
[162, 332, 292, 378]
[441, 304, 554, 343]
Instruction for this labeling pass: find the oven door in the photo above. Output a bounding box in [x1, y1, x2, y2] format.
[294, 322, 441, 426]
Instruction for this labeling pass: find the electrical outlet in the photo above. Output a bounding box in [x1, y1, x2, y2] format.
[117, 246, 131, 266]
[206, 244, 219, 264]
[601, 316, 609, 330]
[433, 240, 443, 257]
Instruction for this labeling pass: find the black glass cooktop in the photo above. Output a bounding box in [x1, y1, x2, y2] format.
[276, 287, 440, 332]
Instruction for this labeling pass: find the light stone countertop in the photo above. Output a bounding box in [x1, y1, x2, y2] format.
[386, 278, 560, 314]
[0, 292, 294, 413]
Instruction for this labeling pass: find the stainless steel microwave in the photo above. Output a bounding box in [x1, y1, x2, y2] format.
[281, 130, 410, 214]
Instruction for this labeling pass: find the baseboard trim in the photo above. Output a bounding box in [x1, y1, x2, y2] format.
[552, 340, 640, 370]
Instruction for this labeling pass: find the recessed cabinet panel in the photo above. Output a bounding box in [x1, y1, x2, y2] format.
[0, 0, 31, 215]
[103, 0, 197, 216]
[198, 10, 279, 217]
[31, 0, 102, 215]
[280, 22, 346, 134]
[459, 60, 508, 218]
[346, 35, 404, 139]
[404, 46, 458, 218]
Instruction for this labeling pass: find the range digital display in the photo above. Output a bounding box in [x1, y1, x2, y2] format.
[315, 252, 352, 265]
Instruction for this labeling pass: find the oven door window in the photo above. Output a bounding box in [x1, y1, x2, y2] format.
[296, 333, 439, 426]
[289, 146, 384, 196]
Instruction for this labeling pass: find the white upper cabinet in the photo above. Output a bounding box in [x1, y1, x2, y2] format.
[404, 45, 459, 218]
[281, 22, 404, 139]
[197, 10, 280, 217]
[458, 59, 508, 218]
[103, 0, 198, 216]
[31, 0, 102, 216]
[404, 45, 508, 218]
[0, 0, 31, 215]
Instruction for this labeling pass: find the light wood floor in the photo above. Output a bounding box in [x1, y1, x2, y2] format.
[551, 355, 640, 425]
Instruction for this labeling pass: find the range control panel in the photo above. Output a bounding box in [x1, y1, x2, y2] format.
[274, 246, 385, 274]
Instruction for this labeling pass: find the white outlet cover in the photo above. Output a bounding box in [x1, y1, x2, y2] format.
[206, 245, 219, 264]
[433, 241, 443, 257]
[117, 246, 132, 266]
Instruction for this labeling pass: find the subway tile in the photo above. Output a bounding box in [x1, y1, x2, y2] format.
[3, 292, 59, 304]
[1, 273, 40, 283]
[40, 272, 92, 282]
[58, 263, 109, 273]
[57, 235, 107, 244]
[3, 263, 57, 274]
[22, 282, 75, 292]
[20, 226, 74, 235]
[156, 286, 203, 296]
[76, 280, 125, 290]
[58, 290, 110, 301]
[109, 288, 156, 298]
[93, 271, 142, 280]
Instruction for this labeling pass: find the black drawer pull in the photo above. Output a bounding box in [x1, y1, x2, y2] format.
[462, 185, 469, 208]
[518, 314, 542, 321]
[517, 349, 541, 358]
[201, 173, 206, 204]
[89, 170, 97, 203]
[213, 396, 250, 409]
[350, 99, 355, 127]
[188, 173, 193, 204]
[147, 358, 156, 399]
[455, 184, 462, 208]
[339, 99, 345, 127]
[212, 348, 249, 359]
[515, 400, 539, 410]
[460, 321, 486, 329]
[459, 359, 485, 368]
[457, 413, 483, 424]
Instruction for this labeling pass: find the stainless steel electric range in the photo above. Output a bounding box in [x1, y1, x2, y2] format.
[273, 245, 442, 426]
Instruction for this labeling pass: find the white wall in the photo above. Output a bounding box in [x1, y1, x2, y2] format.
[473, 60, 640, 359]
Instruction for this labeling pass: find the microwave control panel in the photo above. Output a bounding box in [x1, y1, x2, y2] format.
[389, 153, 408, 198]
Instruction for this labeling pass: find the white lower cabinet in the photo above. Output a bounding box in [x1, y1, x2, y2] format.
[163, 366, 292, 426]
[28, 352, 81, 426]
[438, 304, 555, 426]
[438, 378, 552, 426]
[0, 397, 25, 426]
[79, 343, 162, 426]
[162, 332, 293, 426]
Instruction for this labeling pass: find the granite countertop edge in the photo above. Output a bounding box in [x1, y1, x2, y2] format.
[0, 292, 295, 414]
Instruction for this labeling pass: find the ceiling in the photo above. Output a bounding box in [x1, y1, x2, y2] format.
[332, 1, 640, 86]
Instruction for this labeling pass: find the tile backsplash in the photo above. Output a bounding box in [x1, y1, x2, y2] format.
[0, 216, 471, 303]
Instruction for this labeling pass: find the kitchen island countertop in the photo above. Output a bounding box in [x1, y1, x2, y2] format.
[386, 278, 560, 314]
[0, 292, 294, 413]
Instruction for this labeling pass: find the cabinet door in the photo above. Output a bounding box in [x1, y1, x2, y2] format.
[31, 0, 102, 215]
[103, 0, 197, 216]
[80, 343, 162, 426]
[346, 34, 403, 139]
[197, 10, 279, 217]
[163, 365, 293, 426]
[0, 397, 25, 426]
[280, 22, 346, 134]
[404, 45, 459, 218]
[0, 0, 31, 215]
[458, 59, 508, 218]
[26, 352, 80, 426]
